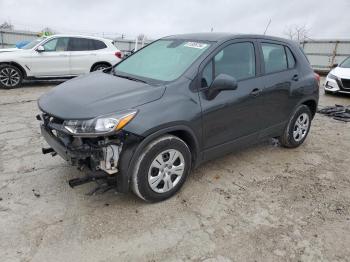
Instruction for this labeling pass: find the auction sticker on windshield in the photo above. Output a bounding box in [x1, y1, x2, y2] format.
[184, 42, 208, 49]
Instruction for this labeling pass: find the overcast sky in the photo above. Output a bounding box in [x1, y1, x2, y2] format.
[0, 0, 349, 40]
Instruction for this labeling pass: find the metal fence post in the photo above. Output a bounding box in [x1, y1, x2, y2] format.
[331, 41, 339, 68]
[0, 31, 4, 48]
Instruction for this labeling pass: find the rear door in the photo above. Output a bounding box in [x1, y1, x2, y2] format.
[29, 37, 70, 76]
[199, 40, 265, 151]
[68, 38, 105, 75]
[257, 40, 299, 133]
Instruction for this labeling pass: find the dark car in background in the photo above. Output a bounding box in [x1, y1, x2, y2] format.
[37, 33, 319, 202]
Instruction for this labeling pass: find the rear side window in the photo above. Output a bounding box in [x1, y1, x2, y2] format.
[68, 38, 106, 51]
[285, 47, 296, 68]
[69, 38, 91, 51]
[201, 42, 255, 87]
[262, 43, 287, 73]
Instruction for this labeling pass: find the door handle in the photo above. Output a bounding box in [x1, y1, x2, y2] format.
[250, 88, 262, 97]
[292, 74, 299, 81]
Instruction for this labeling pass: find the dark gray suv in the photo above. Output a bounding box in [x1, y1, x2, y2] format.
[38, 33, 319, 202]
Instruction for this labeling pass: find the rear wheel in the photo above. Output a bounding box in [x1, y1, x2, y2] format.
[131, 135, 191, 202]
[279, 105, 312, 148]
[0, 64, 23, 89]
[91, 63, 110, 72]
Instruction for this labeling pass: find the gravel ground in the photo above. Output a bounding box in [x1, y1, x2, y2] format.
[0, 78, 349, 262]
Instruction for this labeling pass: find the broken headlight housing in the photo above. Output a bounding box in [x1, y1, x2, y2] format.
[63, 110, 137, 136]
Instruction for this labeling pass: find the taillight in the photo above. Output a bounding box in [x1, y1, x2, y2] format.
[314, 72, 320, 87]
[115, 51, 123, 59]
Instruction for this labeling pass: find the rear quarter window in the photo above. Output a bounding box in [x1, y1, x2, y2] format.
[92, 40, 107, 50]
[285, 47, 296, 68]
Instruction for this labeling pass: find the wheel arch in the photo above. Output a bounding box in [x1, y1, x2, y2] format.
[0, 61, 27, 78]
[301, 99, 317, 118]
[117, 125, 201, 193]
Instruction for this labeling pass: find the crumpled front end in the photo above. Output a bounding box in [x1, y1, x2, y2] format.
[37, 112, 140, 191]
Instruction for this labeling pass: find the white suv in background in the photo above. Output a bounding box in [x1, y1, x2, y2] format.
[0, 35, 122, 88]
[325, 56, 350, 94]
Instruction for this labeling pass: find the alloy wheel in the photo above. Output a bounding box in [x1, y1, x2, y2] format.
[0, 67, 20, 87]
[94, 65, 107, 71]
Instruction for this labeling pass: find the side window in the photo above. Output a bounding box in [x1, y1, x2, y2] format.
[201, 42, 255, 87]
[214, 42, 255, 80]
[92, 40, 107, 50]
[42, 38, 58, 51]
[202, 60, 213, 88]
[42, 38, 68, 51]
[69, 38, 91, 51]
[262, 43, 287, 73]
[285, 47, 296, 68]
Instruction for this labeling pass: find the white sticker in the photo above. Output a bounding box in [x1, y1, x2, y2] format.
[184, 42, 208, 49]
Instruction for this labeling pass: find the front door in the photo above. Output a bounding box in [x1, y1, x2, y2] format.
[29, 37, 70, 77]
[199, 40, 264, 151]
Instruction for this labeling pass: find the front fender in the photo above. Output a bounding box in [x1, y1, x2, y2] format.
[117, 124, 201, 193]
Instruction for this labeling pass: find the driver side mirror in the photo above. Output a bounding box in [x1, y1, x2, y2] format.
[332, 63, 338, 68]
[36, 45, 45, 52]
[205, 74, 238, 100]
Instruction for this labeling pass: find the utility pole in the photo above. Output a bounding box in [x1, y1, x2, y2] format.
[263, 19, 272, 35]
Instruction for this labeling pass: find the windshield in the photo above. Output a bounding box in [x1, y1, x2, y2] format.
[114, 39, 211, 82]
[21, 37, 46, 50]
[340, 57, 350, 68]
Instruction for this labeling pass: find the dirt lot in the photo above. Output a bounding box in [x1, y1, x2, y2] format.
[0, 79, 349, 262]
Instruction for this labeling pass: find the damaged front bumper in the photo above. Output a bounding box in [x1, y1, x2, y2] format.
[38, 113, 139, 192]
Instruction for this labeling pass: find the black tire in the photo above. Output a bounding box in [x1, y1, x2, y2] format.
[324, 90, 332, 95]
[0, 64, 23, 89]
[91, 63, 110, 72]
[279, 105, 312, 148]
[131, 135, 192, 202]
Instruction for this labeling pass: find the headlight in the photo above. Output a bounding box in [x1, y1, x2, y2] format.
[327, 73, 337, 80]
[63, 110, 137, 136]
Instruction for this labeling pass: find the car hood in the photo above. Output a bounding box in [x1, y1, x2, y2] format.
[0, 48, 19, 53]
[332, 67, 350, 79]
[38, 71, 166, 120]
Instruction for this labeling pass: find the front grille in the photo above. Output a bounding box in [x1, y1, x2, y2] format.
[341, 78, 350, 89]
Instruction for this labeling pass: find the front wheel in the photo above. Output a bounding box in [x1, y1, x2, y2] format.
[0, 64, 23, 89]
[279, 105, 312, 148]
[131, 135, 192, 202]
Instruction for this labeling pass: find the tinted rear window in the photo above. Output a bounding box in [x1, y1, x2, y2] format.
[69, 38, 106, 51]
[92, 40, 107, 50]
[69, 38, 90, 51]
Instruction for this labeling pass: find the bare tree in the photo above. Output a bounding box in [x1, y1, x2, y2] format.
[0, 21, 14, 30]
[284, 24, 310, 43]
[137, 34, 146, 41]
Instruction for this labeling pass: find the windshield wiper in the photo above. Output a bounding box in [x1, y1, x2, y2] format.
[113, 73, 147, 83]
